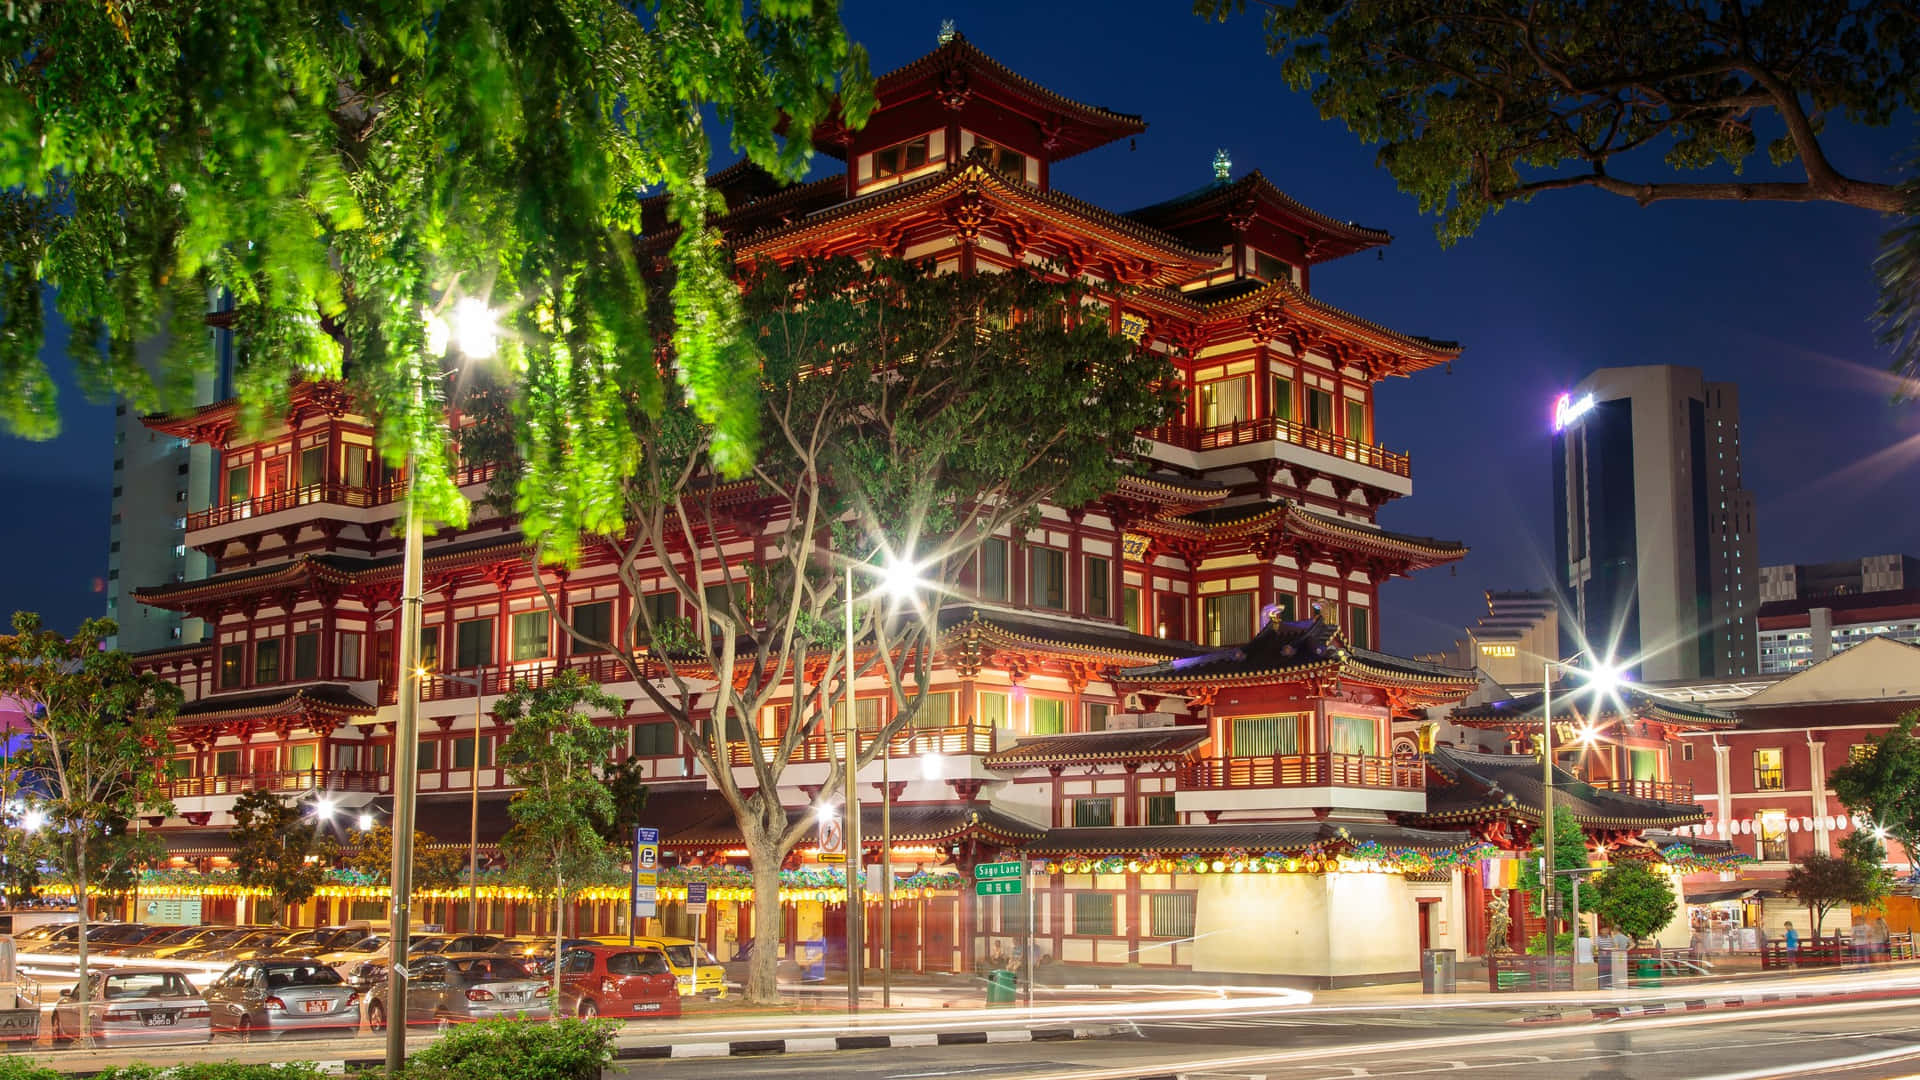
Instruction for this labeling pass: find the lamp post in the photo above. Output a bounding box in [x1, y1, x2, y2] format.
[423, 664, 489, 933]
[387, 298, 498, 1075]
[1539, 655, 1622, 991]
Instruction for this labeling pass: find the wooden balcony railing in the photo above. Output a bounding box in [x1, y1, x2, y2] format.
[727, 724, 995, 767]
[1586, 776, 1694, 804]
[1181, 752, 1425, 792]
[187, 463, 500, 531]
[167, 768, 384, 798]
[1145, 418, 1411, 478]
[413, 653, 638, 703]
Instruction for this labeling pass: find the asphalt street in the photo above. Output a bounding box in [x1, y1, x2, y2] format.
[607, 999, 1920, 1080]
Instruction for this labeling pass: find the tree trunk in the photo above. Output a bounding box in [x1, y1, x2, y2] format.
[74, 837, 91, 1046]
[744, 831, 786, 1005]
[553, 871, 566, 1021]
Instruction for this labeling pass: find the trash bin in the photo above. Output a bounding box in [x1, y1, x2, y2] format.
[986, 968, 1018, 1005]
[1633, 956, 1661, 988]
[1421, 948, 1456, 994]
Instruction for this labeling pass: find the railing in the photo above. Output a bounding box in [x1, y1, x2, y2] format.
[167, 768, 384, 798]
[1587, 776, 1694, 803]
[1145, 418, 1411, 478]
[727, 724, 996, 767]
[415, 653, 637, 702]
[186, 463, 500, 531]
[1761, 932, 1914, 970]
[1180, 751, 1425, 792]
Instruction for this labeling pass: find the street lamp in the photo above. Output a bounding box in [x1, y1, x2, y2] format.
[387, 297, 500, 1075]
[1539, 654, 1626, 990]
[421, 664, 489, 934]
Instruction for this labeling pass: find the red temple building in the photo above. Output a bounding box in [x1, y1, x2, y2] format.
[117, 34, 1709, 984]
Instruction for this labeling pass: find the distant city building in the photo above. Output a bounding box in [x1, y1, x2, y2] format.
[1756, 588, 1920, 673]
[103, 297, 234, 651]
[1550, 366, 1758, 681]
[1758, 553, 1920, 604]
[1422, 589, 1558, 686]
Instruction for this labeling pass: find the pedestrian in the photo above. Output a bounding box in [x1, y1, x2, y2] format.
[1784, 921, 1800, 968]
[989, 943, 1008, 971]
[1874, 916, 1892, 961]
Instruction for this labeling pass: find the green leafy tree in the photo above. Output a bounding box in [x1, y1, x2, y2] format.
[1784, 846, 1889, 939]
[228, 789, 336, 924]
[0, 1, 871, 543]
[494, 672, 622, 1018]
[1198, 0, 1920, 389]
[471, 257, 1179, 1003]
[1828, 710, 1920, 873]
[341, 825, 465, 894]
[1588, 859, 1679, 945]
[594, 756, 652, 849]
[0, 613, 179, 1044]
[1518, 803, 1590, 925]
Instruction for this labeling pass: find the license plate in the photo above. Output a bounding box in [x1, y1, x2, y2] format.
[144, 1012, 176, 1027]
[632, 1002, 659, 1012]
[503, 991, 527, 1002]
[304, 1000, 331, 1014]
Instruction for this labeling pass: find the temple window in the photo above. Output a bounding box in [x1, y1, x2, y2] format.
[1272, 374, 1295, 424]
[1122, 586, 1142, 634]
[343, 446, 370, 488]
[1031, 697, 1067, 735]
[1753, 748, 1784, 790]
[1028, 547, 1066, 610]
[1348, 606, 1370, 649]
[452, 735, 491, 770]
[873, 134, 931, 179]
[1142, 795, 1177, 826]
[1757, 809, 1788, 861]
[225, 465, 249, 505]
[510, 611, 551, 661]
[1085, 556, 1111, 618]
[914, 691, 955, 730]
[1232, 714, 1304, 756]
[253, 639, 282, 685]
[631, 721, 676, 757]
[978, 690, 1011, 728]
[1198, 377, 1250, 428]
[292, 631, 320, 680]
[1072, 892, 1117, 935]
[1084, 702, 1110, 732]
[419, 626, 441, 671]
[1072, 797, 1115, 828]
[1306, 388, 1336, 433]
[1147, 893, 1196, 937]
[968, 136, 1028, 183]
[639, 592, 679, 641]
[338, 632, 363, 678]
[832, 697, 882, 733]
[416, 738, 438, 771]
[569, 600, 613, 655]
[1252, 250, 1293, 285]
[1330, 715, 1380, 757]
[1202, 592, 1253, 646]
[168, 758, 194, 781]
[1345, 398, 1369, 444]
[455, 618, 495, 668]
[214, 750, 240, 776]
[978, 538, 1010, 602]
[299, 446, 325, 488]
[288, 744, 316, 772]
[219, 643, 244, 689]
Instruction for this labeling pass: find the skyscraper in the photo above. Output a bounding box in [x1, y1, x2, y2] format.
[1551, 365, 1758, 680]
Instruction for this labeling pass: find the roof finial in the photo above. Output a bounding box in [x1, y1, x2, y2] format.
[938, 19, 956, 44]
[1213, 148, 1232, 183]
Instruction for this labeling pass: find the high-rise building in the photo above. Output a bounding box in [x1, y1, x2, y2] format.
[1551, 366, 1758, 681]
[102, 298, 234, 651]
[1758, 553, 1920, 604]
[1423, 589, 1559, 686]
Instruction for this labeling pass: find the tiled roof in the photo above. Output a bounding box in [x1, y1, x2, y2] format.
[1126, 171, 1392, 256]
[938, 606, 1211, 666]
[1024, 820, 1473, 856]
[1142, 502, 1468, 569]
[175, 684, 377, 724]
[983, 727, 1209, 770]
[1411, 746, 1706, 830]
[1116, 617, 1477, 694]
[134, 535, 531, 609]
[1449, 685, 1736, 731]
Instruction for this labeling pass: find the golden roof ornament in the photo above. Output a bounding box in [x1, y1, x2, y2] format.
[938, 19, 956, 44]
[1213, 148, 1232, 183]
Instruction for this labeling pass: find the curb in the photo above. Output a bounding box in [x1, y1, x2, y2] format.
[606, 1022, 1122, 1059]
[1515, 987, 1914, 1025]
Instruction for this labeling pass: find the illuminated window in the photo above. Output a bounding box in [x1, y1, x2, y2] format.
[1345, 399, 1368, 443]
[1757, 809, 1788, 861]
[1031, 697, 1067, 735]
[978, 538, 1010, 602]
[1203, 593, 1253, 646]
[871, 134, 932, 180]
[969, 137, 1027, 182]
[1199, 377, 1250, 427]
[1232, 715, 1304, 756]
[1753, 748, 1785, 791]
[511, 611, 551, 661]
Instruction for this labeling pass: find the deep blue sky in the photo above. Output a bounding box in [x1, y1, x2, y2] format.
[3, 3, 1917, 658]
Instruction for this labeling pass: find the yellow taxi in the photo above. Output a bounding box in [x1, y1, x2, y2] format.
[590, 936, 725, 998]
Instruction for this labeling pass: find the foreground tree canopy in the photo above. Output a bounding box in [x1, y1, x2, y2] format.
[0, 1, 871, 534]
[1199, 0, 1920, 388]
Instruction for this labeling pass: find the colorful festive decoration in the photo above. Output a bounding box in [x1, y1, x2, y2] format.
[1656, 843, 1757, 874]
[1038, 842, 1497, 877]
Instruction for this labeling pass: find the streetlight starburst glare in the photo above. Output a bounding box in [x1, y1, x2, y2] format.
[450, 297, 501, 359]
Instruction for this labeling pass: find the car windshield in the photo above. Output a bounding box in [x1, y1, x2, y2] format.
[99, 972, 196, 1000]
[664, 945, 717, 968]
[94, 925, 152, 944]
[143, 928, 198, 947]
[202, 928, 254, 946]
[454, 957, 535, 980]
[264, 964, 344, 987]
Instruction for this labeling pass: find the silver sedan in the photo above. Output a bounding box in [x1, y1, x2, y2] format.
[202, 958, 360, 1040]
[50, 968, 212, 1047]
[366, 953, 550, 1030]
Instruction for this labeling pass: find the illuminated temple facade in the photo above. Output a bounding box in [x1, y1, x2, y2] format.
[122, 36, 1711, 985]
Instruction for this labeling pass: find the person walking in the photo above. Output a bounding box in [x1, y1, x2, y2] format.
[1873, 916, 1892, 962]
[1784, 922, 1800, 969]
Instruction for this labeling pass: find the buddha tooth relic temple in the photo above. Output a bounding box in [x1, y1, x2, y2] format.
[114, 34, 1718, 986]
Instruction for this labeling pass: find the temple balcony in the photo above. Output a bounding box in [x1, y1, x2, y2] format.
[185, 463, 499, 549]
[1579, 775, 1695, 804]
[166, 767, 385, 800]
[1177, 751, 1426, 815]
[727, 723, 998, 768]
[1144, 418, 1412, 498]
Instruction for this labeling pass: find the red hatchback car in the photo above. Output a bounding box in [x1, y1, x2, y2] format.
[556, 946, 680, 1020]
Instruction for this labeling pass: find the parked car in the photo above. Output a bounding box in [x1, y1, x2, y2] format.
[201, 958, 361, 1040]
[93, 926, 179, 956]
[491, 938, 603, 975]
[260, 923, 373, 958]
[36, 922, 131, 955]
[134, 926, 238, 960]
[49, 968, 212, 1047]
[365, 952, 551, 1030]
[411, 934, 507, 956]
[186, 928, 290, 964]
[595, 936, 726, 999]
[555, 946, 679, 1020]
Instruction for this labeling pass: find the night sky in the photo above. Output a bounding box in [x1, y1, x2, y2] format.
[2, 3, 1916, 659]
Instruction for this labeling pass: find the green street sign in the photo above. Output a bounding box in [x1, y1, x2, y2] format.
[975, 861, 1024, 895]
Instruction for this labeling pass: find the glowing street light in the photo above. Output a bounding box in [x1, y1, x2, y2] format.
[449, 297, 501, 360]
[358, 813, 376, 832]
[313, 797, 337, 820]
[919, 753, 945, 782]
[1539, 654, 1629, 989]
[20, 807, 46, 833]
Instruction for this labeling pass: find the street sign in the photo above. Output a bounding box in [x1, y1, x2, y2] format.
[974, 860, 1024, 896]
[686, 882, 709, 917]
[817, 813, 845, 864]
[632, 826, 661, 919]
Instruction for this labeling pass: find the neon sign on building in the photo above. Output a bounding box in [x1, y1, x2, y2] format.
[1552, 391, 1597, 431]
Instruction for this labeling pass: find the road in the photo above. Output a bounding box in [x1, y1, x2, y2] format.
[609, 998, 1920, 1080]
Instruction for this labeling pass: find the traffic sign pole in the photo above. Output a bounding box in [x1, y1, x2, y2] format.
[1025, 860, 1035, 1010]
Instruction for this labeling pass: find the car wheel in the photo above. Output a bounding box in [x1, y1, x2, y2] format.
[367, 1002, 387, 1033]
[236, 1015, 254, 1042]
[50, 1017, 71, 1049]
[577, 999, 597, 1020]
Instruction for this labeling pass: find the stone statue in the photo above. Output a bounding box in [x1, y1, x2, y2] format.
[1486, 892, 1513, 955]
